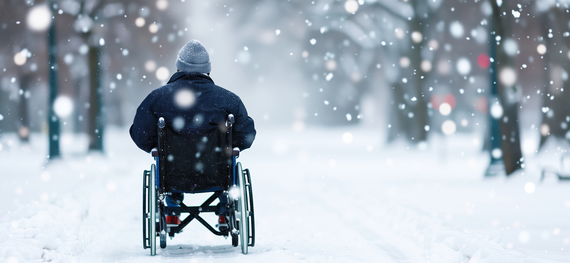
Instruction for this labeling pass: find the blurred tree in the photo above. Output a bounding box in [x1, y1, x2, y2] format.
[48, 0, 62, 158]
[488, 0, 523, 175]
[537, 4, 570, 148]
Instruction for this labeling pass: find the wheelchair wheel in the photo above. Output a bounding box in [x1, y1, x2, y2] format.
[236, 162, 249, 254]
[149, 164, 158, 255]
[142, 169, 150, 250]
[244, 168, 255, 247]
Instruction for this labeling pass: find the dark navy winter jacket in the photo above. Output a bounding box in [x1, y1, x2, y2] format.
[129, 72, 256, 153]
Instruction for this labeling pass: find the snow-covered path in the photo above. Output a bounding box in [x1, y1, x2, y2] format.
[1, 126, 570, 262]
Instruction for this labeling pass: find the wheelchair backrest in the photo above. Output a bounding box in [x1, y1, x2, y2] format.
[157, 116, 233, 193]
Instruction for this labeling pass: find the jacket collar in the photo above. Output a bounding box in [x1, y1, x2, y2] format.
[167, 71, 214, 84]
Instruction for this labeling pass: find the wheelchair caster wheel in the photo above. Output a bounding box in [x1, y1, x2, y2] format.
[231, 233, 238, 247]
[160, 233, 167, 249]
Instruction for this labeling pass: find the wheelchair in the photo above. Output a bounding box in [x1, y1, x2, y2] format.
[142, 114, 255, 255]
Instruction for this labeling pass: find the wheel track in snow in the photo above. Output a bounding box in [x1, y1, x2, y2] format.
[298, 177, 425, 263]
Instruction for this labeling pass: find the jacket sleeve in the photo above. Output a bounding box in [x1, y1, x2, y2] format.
[232, 98, 256, 151]
[129, 91, 159, 152]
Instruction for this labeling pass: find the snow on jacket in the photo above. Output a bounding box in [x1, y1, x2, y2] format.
[129, 71, 256, 153]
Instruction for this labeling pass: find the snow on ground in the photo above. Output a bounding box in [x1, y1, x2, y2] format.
[1, 125, 570, 262]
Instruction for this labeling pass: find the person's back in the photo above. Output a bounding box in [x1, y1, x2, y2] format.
[130, 39, 256, 225]
[130, 40, 256, 153]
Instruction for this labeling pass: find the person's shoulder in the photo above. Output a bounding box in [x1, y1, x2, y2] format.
[214, 84, 242, 101]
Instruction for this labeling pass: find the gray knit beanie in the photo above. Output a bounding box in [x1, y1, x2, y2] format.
[176, 40, 211, 73]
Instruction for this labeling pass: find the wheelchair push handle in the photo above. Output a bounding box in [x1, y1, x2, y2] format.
[158, 117, 166, 129]
[226, 114, 235, 128]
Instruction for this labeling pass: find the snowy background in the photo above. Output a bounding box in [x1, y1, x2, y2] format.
[2, 0, 570, 262]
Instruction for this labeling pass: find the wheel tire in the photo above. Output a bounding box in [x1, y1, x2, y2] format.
[237, 163, 249, 254]
[244, 169, 255, 247]
[149, 164, 157, 256]
[143, 170, 150, 249]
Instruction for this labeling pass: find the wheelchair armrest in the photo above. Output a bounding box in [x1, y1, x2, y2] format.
[232, 147, 240, 157]
[151, 148, 158, 157]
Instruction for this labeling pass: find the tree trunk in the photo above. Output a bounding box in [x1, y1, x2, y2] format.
[408, 0, 428, 142]
[18, 74, 31, 142]
[88, 46, 104, 151]
[48, 0, 60, 159]
[489, 1, 523, 175]
[538, 8, 570, 148]
[387, 82, 410, 142]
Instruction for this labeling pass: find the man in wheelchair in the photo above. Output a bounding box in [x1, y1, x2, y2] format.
[129, 40, 256, 255]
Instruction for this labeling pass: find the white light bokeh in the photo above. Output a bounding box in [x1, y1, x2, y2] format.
[27, 5, 52, 31]
[540, 124, 550, 136]
[145, 60, 157, 72]
[537, 44, 547, 55]
[172, 116, 185, 130]
[519, 231, 530, 243]
[344, 0, 359, 13]
[155, 66, 170, 81]
[272, 138, 290, 155]
[149, 23, 159, 34]
[471, 26, 488, 44]
[14, 52, 27, 66]
[292, 121, 305, 132]
[53, 96, 74, 118]
[522, 139, 537, 155]
[64, 53, 74, 65]
[40, 193, 49, 202]
[399, 57, 410, 68]
[503, 38, 518, 56]
[499, 67, 517, 86]
[156, 0, 168, 10]
[442, 120, 456, 135]
[237, 50, 251, 65]
[449, 21, 464, 38]
[174, 89, 195, 108]
[437, 59, 451, 75]
[428, 39, 439, 50]
[135, 17, 145, 27]
[395, 28, 404, 39]
[524, 182, 535, 194]
[106, 181, 117, 192]
[40, 171, 51, 182]
[411, 31, 422, 43]
[490, 103, 503, 119]
[439, 103, 452, 116]
[229, 186, 240, 200]
[342, 132, 353, 144]
[74, 15, 93, 33]
[456, 57, 471, 75]
[491, 148, 502, 159]
[421, 60, 432, 72]
[79, 44, 89, 55]
[325, 60, 337, 71]
[326, 72, 334, 81]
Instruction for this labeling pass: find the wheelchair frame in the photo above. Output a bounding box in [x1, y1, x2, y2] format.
[142, 114, 255, 255]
